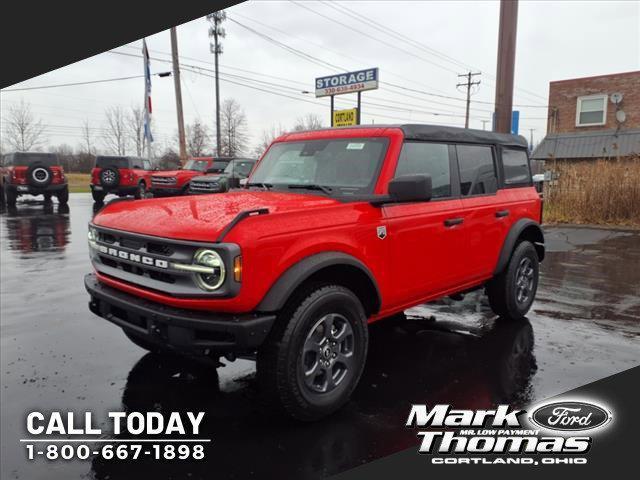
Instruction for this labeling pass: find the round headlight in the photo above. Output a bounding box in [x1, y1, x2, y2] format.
[192, 249, 226, 291]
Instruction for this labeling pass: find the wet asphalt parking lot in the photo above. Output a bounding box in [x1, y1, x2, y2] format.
[1, 194, 639, 480]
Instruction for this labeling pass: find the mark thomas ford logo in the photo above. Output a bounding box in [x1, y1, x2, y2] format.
[530, 401, 611, 431]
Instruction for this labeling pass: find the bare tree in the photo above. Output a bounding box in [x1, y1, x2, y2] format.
[185, 120, 212, 157]
[3, 100, 47, 151]
[103, 106, 128, 156]
[127, 105, 145, 156]
[219, 98, 248, 157]
[253, 124, 285, 157]
[292, 113, 324, 132]
[80, 118, 95, 155]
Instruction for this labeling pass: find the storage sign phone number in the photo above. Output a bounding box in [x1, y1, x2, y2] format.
[25, 443, 205, 461]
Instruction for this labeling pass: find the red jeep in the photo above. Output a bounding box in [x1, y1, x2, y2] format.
[3, 152, 69, 206]
[90, 156, 153, 203]
[149, 157, 231, 197]
[85, 125, 544, 420]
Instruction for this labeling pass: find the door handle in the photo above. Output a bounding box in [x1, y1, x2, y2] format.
[495, 210, 510, 218]
[444, 217, 464, 227]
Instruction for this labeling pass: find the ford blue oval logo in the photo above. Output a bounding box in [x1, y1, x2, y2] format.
[530, 401, 611, 431]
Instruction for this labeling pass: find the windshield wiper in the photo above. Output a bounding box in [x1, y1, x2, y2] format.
[246, 182, 273, 190]
[287, 184, 333, 195]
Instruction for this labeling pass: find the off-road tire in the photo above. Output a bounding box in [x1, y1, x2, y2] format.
[487, 240, 539, 320]
[257, 284, 368, 421]
[91, 189, 106, 203]
[27, 164, 53, 188]
[57, 186, 69, 205]
[100, 168, 120, 187]
[134, 181, 146, 200]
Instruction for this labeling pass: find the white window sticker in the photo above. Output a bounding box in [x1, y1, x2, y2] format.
[346, 142, 365, 150]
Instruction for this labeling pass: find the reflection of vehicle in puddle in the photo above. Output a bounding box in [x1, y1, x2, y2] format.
[91, 316, 535, 480]
[2, 202, 70, 253]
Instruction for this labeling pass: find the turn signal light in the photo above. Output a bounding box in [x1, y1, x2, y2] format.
[233, 256, 242, 282]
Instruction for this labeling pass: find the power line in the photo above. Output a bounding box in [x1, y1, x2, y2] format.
[1, 73, 169, 92]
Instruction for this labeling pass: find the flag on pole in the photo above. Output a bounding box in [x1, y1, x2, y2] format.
[142, 39, 154, 148]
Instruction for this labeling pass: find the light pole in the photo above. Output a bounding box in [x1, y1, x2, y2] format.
[208, 11, 226, 157]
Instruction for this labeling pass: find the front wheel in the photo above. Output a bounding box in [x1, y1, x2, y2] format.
[257, 284, 368, 421]
[487, 241, 539, 320]
[134, 181, 146, 199]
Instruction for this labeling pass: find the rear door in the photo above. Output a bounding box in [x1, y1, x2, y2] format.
[383, 142, 465, 307]
[455, 144, 508, 281]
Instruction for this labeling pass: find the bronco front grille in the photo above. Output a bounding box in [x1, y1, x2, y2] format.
[189, 181, 219, 192]
[151, 176, 177, 185]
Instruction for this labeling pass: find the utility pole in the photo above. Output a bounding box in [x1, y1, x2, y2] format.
[457, 72, 481, 129]
[494, 0, 519, 133]
[528, 128, 535, 152]
[170, 27, 187, 164]
[208, 11, 226, 157]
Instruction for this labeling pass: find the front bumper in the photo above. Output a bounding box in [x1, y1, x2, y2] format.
[85, 273, 275, 354]
[149, 186, 184, 196]
[8, 183, 67, 195]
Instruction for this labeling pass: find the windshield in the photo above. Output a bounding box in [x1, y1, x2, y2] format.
[224, 160, 255, 177]
[183, 159, 209, 172]
[249, 138, 388, 195]
[209, 161, 230, 173]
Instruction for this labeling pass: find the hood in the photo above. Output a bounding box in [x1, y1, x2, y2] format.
[190, 174, 227, 182]
[92, 190, 341, 242]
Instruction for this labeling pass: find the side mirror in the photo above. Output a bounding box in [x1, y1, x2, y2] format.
[388, 174, 432, 203]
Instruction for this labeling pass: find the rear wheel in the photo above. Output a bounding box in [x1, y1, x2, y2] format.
[6, 187, 17, 206]
[91, 189, 105, 203]
[57, 186, 69, 205]
[257, 284, 368, 421]
[487, 241, 539, 320]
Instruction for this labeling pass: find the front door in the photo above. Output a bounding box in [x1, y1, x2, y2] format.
[384, 142, 466, 308]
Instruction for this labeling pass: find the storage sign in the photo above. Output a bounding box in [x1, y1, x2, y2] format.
[333, 108, 358, 127]
[315, 68, 379, 98]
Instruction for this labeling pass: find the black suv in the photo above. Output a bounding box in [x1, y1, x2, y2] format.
[188, 158, 256, 194]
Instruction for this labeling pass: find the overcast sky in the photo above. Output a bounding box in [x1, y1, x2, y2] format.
[1, 0, 638, 154]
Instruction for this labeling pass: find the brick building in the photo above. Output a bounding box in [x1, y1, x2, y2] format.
[532, 71, 640, 161]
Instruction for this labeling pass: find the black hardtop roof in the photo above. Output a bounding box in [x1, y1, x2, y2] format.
[290, 124, 528, 149]
[6, 152, 60, 164]
[399, 124, 528, 148]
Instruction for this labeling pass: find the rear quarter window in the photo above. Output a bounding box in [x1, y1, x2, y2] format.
[501, 148, 531, 186]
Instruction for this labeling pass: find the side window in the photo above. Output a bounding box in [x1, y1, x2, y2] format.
[501, 149, 530, 186]
[395, 142, 451, 198]
[143, 159, 151, 170]
[131, 158, 142, 169]
[456, 145, 497, 196]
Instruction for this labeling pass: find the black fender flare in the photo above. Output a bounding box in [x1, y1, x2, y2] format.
[256, 251, 382, 313]
[494, 219, 545, 275]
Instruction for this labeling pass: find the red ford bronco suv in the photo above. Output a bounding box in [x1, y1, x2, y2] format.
[3, 152, 69, 206]
[91, 156, 153, 203]
[85, 125, 544, 420]
[150, 157, 231, 197]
